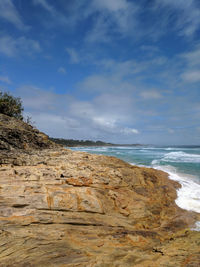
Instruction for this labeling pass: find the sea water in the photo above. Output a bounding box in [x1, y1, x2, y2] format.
[71, 146, 200, 231]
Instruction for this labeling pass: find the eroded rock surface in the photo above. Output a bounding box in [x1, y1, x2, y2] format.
[0, 114, 59, 150]
[0, 148, 199, 266]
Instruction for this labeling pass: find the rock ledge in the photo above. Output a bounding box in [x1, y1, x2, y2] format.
[0, 148, 200, 266]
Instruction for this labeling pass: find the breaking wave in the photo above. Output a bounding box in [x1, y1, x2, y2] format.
[161, 151, 200, 163]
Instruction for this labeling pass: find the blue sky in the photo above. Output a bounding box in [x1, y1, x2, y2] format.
[0, 0, 200, 144]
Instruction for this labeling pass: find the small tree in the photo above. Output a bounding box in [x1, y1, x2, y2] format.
[24, 115, 35, 127]
[0, 91, 24, 120]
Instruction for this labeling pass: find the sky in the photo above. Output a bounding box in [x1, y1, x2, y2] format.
[0, 0, 200, 145]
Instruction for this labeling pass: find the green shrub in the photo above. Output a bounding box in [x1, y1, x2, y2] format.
[0, 91, 24, 120]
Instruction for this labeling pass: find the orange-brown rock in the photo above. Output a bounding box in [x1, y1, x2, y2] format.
[0, 148, 199, 266]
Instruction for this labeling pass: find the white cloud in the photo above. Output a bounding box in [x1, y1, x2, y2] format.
[0, 0, 28, 30]
[85, 0, 139, 42]
[25, 112, 80, 138]
[31, 0, 200, 45]
[0, 35, 41, 57]
[155, 0, 200, 37]
[29, 0, 200, 47]
[182, 70, 200, 83]
[58, 67, 66, 74]
[34, 0, 139, 43]
[12, 80, 200, 145]
[140, 90, 162, 99]
[80, 74, 122, 93]
[122, 128, 139, 134]
[80, 57, 167, 94]
[32, 0, 139, 42]
[180, 44, 200, 83]
[33, 0, 68, 26]
[0, 35, 17, 57]
[181, 44, 200, 67]
[93, 117, 116, 129]
[66, 48, 80, 63]
[92, 0, 129, 12]
[18, 85, 60, 111]
[0, 75, 11, 84]
[15, 85, 141, 142]
[168, 128, 175, 134]
[92, 117, 139, 135]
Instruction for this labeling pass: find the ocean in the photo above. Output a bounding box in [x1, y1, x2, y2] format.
[71, 145, 200, 231]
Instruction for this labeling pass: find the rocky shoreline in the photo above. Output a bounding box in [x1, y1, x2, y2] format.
[0, 113, 200, 266]
[0, 148, 199, 266]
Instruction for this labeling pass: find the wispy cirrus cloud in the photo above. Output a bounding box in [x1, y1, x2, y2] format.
[154, 0, 200, 37]
[32, 0, 140, 42]
[31, 0, 200, 44]
[85, 0, 139, 42]
[0, 0, 28, 30]
[79, 56, 169, 95]
[180, 44, 200, 83]
[140, 90, 163, 100]
[0, 35, 41, 57]
[181, 44, 200, 66]
[32, 0, 68, 26]
[33, 0, 55, 15]
[65, 48, 80, 64]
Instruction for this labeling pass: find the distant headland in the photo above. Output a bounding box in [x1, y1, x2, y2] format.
[49, 137, 143, 147]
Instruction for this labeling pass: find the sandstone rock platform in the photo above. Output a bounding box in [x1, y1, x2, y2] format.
[0, 148, 200, 267]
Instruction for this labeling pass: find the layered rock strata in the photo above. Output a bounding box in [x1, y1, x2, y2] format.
[0, 148, 200, 266]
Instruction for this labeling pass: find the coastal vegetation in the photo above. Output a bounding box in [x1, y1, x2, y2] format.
[0, 91, 24, 120]
[50, 138, 113, 147]
[50, 137, 144, 147]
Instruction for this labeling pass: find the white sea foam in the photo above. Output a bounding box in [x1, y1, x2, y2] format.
[139, 147, 162, 150]
[164, 147, 184, 151]
[151, 159, 159, 165]
[162, 151, 200, 163]
[132, 161, 200, 231]
[130, 162, 150, 168]
[191, 221, 200, 231]
[113, 146, 140, 150]
[74, 147, 109, 152]
[153, 165, 200, 215]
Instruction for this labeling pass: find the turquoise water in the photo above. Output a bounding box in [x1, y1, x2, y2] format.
[71, 146, 200, 179]
[71, 146, 200, 228]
